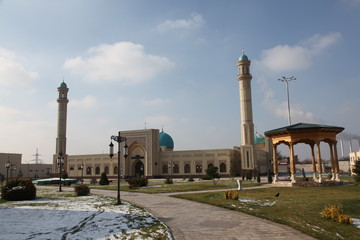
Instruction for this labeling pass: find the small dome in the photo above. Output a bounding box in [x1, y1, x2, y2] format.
[254, 132, 265, 144]
[60, 81, 67, 88]
[159, 131, 174, 149]
[239, 53, 248, 61]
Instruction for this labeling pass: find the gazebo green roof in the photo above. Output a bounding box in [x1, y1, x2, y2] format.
[264, 123, 344, 136]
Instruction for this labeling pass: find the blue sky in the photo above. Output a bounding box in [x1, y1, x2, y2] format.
[1, 0, 360, 163]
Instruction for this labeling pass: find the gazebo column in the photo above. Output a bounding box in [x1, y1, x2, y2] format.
[272, 144, 279, 182]
[328, 142, 335, 180]
[289, 142, 296, 183]
[334, 141, 341, 181]
[316, 141, 323, 183]
[310, 143, 317, 181]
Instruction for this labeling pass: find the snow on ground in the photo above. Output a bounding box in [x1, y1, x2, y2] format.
[0, 189, 172, 240]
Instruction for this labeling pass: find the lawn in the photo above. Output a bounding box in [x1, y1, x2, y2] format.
[174, 183, 360, 240]
[89, 178, 265, 193]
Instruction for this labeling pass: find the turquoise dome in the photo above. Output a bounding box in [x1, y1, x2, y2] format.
[60, 81, 67, 88]
[159, 131, 174, 149]
[239, 53, 248, 61]
[254, 132, 265, 144]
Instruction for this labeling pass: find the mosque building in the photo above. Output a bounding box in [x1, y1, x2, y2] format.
[52, 52, 272, 179]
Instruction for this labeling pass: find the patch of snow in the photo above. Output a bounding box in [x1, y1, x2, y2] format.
[350, 218, 360, 229]
[0, 190, 172, 240]
[238, 198, 253, 203]
[336, 232, 344, 239]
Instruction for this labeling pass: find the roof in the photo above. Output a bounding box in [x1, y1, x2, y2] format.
[239, 53, 248, 61]
[159, 131, 174, 149]
[60, 81, 67, 88]
[265, 122, 344, 136]
[254, 132, 265, 144]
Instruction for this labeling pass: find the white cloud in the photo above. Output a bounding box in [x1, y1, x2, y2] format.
[142, 98, 171, 105]
[157, 13, 204, 32]
[0, 47, 39, 86]
[63, 42, 175, 84]
[259, 32, 341, 72]
[71, 95, 97, 109]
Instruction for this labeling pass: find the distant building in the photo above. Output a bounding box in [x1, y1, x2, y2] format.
[350, 151, 360, 175]
[0, 153, 52, 180]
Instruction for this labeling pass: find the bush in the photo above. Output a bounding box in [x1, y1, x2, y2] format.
[188, 176, 194, 182]
[126, 177, 148, 189]
[99, 172, 110, 185]
[224, 190, 239, 200]
[322, 204, 353, 224]
[1, 178, 36, 201]
[74, 184, 90, 196]
[90, 178, 97, 184]
[165, 176, 173, 184]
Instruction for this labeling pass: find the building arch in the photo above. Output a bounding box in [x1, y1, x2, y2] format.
[220, 163, 227, 173]
[184, 164, 190, 173]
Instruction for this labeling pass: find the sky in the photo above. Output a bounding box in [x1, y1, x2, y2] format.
[1, 0, 360, 163]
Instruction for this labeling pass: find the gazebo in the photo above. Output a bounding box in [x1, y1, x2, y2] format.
[264, 123, 344, 183]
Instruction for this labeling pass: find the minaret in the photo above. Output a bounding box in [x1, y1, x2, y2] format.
[55, 81, 69, 171]
[237, 50, 255, 169]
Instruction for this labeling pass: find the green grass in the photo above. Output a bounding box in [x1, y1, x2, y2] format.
[89, 179, 265, 193]
[174, 184, 360, 240]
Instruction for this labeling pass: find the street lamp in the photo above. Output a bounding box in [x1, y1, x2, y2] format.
[109, 132, 128, 205]
[78, 163, 84, 184]
[5, 158, 10, 183]
[196, 164, 201, 179]
[277, 76, 296, 125]
[57, 152, 64, 192]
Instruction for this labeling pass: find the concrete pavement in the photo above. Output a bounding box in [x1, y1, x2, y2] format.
[91, 188, 315, 240]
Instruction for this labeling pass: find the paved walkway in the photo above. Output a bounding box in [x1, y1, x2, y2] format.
[90, 188, 315, 240]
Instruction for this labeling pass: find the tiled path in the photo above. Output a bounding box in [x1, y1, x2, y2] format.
[90, 188, 315, 240]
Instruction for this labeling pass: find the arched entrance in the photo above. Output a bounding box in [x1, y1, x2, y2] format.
[134, 161, 144, 178]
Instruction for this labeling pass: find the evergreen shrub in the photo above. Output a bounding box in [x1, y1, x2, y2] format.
[1, 178, 36, 201]
[99, 172, 110, 185]
[74, 184, 90, 196]
[126, 177, 148, 189]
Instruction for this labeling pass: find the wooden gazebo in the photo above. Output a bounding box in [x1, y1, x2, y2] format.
[265, 123, 344, 183]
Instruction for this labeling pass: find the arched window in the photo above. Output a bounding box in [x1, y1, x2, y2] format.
[104, 166, 109, 174]
[95, 166, 100, 175]
[162, 164, 168, 174]
[207, 163, 214, 169]
[196, 164, 202, 173]
[220, 163, 227, 173]
[86, 167, 92, 175]
[113, 166, 118, 175]
[184, 164, 190, 173]
[173, 164, 179, 174]
[69, 167, 74, 171]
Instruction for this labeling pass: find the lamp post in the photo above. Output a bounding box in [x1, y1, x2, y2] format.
[79, 163, 84, 184]
[277, 76, 296, 126]
[5, 159, 10, 183]
[196, 165, 201, 179]
[109, 132, 128, 205]
[57, 152, 64, 192]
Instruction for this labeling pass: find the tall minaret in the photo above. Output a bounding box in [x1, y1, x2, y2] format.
[237, 50, 255, 169]
[55, 81, 69, 171]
